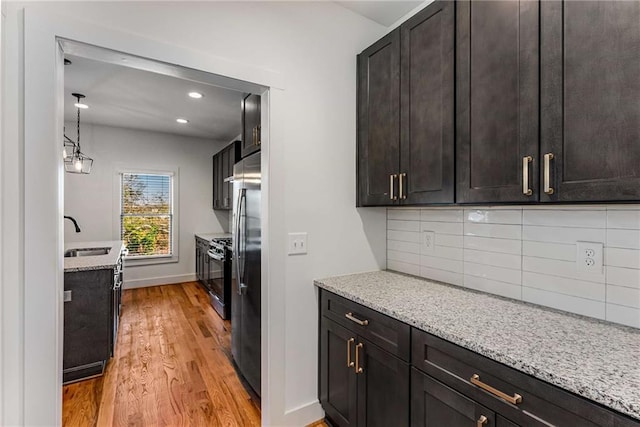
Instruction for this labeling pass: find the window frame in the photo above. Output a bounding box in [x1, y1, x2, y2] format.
[114, 166, 180, 266]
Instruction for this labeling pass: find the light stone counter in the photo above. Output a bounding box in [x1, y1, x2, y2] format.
[64, 240, 125, 272]
[315, 270, 640, 421]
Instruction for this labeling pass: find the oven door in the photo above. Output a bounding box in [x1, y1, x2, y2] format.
[207, 249, 226, 306]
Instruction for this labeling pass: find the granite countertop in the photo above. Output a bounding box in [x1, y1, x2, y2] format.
[314, 270, 640, 421]
[64, 240, 125, 272]
[195, 232, 231, 241]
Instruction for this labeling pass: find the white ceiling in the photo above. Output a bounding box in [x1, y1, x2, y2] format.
[64, 54, 244, 141]
[335, 1, 424, 27]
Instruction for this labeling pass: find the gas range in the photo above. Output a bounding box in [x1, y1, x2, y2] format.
[208, 237, 232, 261]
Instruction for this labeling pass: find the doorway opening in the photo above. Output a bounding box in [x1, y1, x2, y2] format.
[59, 39, 267, 426]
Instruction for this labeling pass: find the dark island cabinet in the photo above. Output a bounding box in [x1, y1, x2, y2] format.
[540, 0, 640, 202]
[357, 0, 455, 206]
[319, 291, 410, 427]
[213, 141, 240, 210]
[318, 289, 640, 427]
[242, 93, 261, 159]
[456, 0, 539, 204]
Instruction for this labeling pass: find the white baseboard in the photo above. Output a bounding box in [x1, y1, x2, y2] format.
[282, 400, 324, 426]
[123, 273, 197, 289]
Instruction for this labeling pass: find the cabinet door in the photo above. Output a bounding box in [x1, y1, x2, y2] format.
[456, 0, 539, 203]
[357, 29, 400, 206]
[540, 1, 640, 202]
[319, 317, 357, 427]
[411, 368, 495, 427]
[356, 338, 410, 427]
[400, 0, 455, 204]
[242, 94, 261, 158]
[222, 147, 231, 208]
[195, 239, 201, 281]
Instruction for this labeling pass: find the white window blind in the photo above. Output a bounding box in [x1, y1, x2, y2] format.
[120, 172, 173, 257]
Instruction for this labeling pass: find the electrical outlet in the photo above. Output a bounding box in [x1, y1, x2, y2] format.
[576, 241, 603, 273]
[288, 232, 308, 255]
[422, 230, 435, 253]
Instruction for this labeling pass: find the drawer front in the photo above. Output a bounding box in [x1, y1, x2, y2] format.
[321, 290, 410, 361]
[412, 328, 638, 427]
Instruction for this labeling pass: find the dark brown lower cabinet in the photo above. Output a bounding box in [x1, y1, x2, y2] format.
[319, 289, 640, 427]
[319, 316, 409, 427]
[411, 368, 519, 427]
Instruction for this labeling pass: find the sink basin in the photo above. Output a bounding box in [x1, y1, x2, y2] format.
[64, 247, 111, 257]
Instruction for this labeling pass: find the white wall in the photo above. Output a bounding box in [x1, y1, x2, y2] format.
[1, 2, 387, 425]
[388, 206, 640, 329]
[63, 122, 228, 288]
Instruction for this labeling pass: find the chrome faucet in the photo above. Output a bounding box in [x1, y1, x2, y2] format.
[64, 216, 81, 233]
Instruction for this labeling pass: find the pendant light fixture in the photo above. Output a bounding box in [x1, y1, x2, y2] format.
[63, 93, 93, 174]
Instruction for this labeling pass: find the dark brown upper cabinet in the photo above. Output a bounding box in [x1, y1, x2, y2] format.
[242, 94, 261, 159]
[213, 141, 240, 211]
[357, 0, 455, 207]
[540, 0, 640, 202]
[456, 0, 539, 204]
[357, 29, 401, 206]
[401, 1, 455, 205]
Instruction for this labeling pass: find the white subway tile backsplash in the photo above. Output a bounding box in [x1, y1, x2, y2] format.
[436, 234, 464, 248]
[605, 248, 640, 269]
[388, 209, 421, 221]
[607, 285, 640, 309]
[388, 230, 420, 243]
[606, 229, 640, 249]
[464, 209, 521, 225]
[387, 219, 420, 232]
[522, 272, 606, 301]
[464, 235, 521, 255]
[464, 275, 522, 300]
[606, 210, 640, 229]
[421, 221, 463, 235]
[464, 222, 522, 240]
[387, 206, 640, 329]
[523, 210, 606, 228]
[387, 259, 420, 276]
[522, 287, 606, 319]
[463, 249, 521, 270]
[420, 266, 464, 287]
[606, 304, 640, 328]
[421, 255, 463, 274]
[606, 267, 640, 289]
[522, 225, 605, 245]
[522, 240, 576, 262]
[523, 256, 605, 283]
[420, 209, 463, 223]
[387, 240, 420, 254]
[464, 262, 521, 285]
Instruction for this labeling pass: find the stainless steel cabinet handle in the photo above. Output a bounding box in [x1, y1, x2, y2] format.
[355, 342, 364, 374]
[544, 153, 555, 195]
[346, 337, 355, 368]
[399, 173, 407, 199]
[345, 312, 369, 326]
[389, 174, 398, 200]
[63, 290, 72, 302]
[477, 415, 488, 427]
[522, 156, 533, 196]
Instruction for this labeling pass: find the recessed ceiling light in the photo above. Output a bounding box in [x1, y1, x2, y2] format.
[188, 92, 203, 99]
[74, 103, 89, 109]
[176, 118, 189, 124]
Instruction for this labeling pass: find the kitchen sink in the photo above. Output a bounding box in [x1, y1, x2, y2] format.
[64, 247, 111, 257]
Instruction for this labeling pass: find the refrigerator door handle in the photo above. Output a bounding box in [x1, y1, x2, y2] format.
[235, 188, 247, 295]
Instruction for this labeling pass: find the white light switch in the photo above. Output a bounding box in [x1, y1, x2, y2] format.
[576, 241, 603, 273]
[288, 232, 308, 255]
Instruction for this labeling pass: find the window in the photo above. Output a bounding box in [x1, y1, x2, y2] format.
[120, 172, 173, 258]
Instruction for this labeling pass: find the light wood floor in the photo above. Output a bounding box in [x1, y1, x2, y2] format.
[63, 282, 262, 426]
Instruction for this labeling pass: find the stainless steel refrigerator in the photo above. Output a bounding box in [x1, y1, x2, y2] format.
[232, 151, 261, 397]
